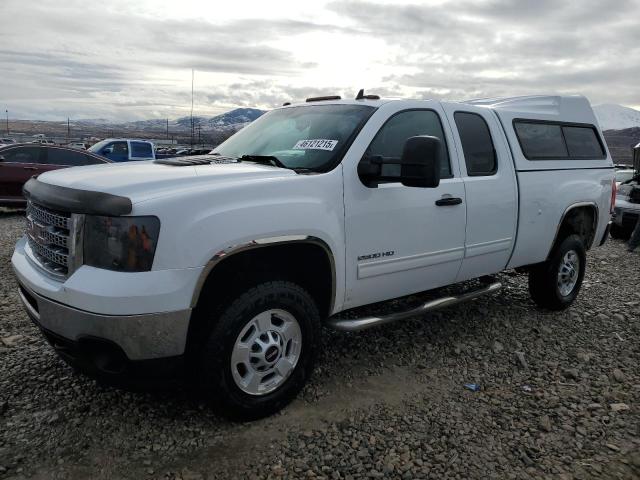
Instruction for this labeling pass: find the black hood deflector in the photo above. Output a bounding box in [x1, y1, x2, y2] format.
[23, 177, 132, 216]
[154, 154, 237, 166]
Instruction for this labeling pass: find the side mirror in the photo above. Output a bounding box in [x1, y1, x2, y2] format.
[358, 135, 441, 188]
[399, 135, 441, 188]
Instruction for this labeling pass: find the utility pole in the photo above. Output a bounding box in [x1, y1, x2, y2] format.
[67, 117, 70, 143]
[166, 118, 169, 140]
[190, 69, 194, 148]
[5, 109, 9, 136]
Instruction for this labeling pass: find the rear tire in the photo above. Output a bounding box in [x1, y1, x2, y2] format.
[610, 224, 630, 240]
[528, 234, 586, 311]
[198, 281, 321, 420]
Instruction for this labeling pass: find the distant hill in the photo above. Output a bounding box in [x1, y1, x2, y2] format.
[594, 104, 640, 130]
[91, 108, 267, 133]
[603, 127, 640, 165]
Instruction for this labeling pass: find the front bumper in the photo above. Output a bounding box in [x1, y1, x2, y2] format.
[17, 282, 191, 362]
[12, 236, 199, 361]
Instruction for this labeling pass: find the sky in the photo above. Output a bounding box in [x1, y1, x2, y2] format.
[1, 0, 638, 121]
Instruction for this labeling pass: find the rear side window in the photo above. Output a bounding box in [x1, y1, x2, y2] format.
[514, 120, 605, 160]
[1, 147, 42, 163]
[454, 112, 497, 176]
[563, 126, 604, 158]
[514, 122, 568, 159]
[131, 142, 153, 158]
[47, 148, 94, 166]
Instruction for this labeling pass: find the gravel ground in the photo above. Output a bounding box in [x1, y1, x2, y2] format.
[0, 209, 639, 480]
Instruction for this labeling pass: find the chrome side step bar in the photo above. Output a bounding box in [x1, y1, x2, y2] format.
[327, 281, 502, 332]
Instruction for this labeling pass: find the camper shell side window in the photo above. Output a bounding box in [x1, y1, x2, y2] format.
[513, 119, 606, 161]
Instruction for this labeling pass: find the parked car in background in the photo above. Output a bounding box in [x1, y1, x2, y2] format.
[0, 144, 111, 207]
[615, 169, 636, 187]
[0, 138, 16, 146]
[68, 142, 90, 150]
[32, 139, 56, 145]
[612, 172, 639, 239]
[88, 139, 155, 162]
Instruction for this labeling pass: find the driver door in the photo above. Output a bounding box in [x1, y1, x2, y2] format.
[342, 102, 467, 309]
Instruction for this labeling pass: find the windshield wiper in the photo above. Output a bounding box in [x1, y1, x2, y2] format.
[239, 155, 287, 169]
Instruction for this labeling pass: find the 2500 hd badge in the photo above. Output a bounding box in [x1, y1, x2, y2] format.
[357, 251, 395, 261]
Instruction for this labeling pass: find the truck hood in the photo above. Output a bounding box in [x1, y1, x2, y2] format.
[36, 159, 297, 204]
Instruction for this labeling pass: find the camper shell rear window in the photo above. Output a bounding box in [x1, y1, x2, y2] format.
[513, 119, 606, 160]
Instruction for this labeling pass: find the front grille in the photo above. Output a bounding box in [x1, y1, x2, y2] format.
[25, 201, 72, 277]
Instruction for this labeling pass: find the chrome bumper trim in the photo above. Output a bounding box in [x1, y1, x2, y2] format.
[17, 284, 191, 360]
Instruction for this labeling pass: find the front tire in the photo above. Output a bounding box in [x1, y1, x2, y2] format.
[198, 281, 321, 420]
[528, 234, 586, 311]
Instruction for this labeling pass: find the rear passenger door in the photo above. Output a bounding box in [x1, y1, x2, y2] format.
[0, 146, 46, 200]
[441, 103, 518, 281]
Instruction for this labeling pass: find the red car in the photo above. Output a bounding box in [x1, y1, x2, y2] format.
[0, 144, 111, 207]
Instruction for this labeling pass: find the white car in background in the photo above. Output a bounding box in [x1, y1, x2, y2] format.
[0, 138, 16, 146]
[68, 142, 89, 150]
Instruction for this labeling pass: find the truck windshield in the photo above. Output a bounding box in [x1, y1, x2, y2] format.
[213, 104, 376, 172]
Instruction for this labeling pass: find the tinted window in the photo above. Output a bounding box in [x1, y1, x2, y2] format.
[131, 141, 153, 158]
[47, 148, 94, 166]
[454, 112, 497, 176]
[111, 141, 128, 155]
[514, 122, 568, 159]
[1, 146, 42, 164]
[562, 126, 604, 158]
[366, 110, 451, 179]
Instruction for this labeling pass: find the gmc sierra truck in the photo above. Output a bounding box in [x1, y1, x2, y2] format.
[12, 94, 615, 419]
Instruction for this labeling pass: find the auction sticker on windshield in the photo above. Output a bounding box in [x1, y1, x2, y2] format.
[293, 139, 338, 151]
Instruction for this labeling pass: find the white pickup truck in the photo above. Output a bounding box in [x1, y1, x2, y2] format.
[12, 94, 615, 419]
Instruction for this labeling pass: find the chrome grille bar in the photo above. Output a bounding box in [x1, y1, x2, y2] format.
[25, 201, 78, 278]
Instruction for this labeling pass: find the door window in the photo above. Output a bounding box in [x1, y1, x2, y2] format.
[112, 142, 128, 155]
[365, 110, 451, 180]
[46, 148, 95, 166]
[1, 147, 43, 164]
[454, 112, 497, 176]
[131, 141, 153, 158]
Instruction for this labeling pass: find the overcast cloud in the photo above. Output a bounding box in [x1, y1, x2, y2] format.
[0, 0, 638, 121]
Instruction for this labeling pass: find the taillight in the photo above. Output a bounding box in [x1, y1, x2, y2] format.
[610, 179, 617, 214]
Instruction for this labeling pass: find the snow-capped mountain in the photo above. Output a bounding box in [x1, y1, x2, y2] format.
[593, 104, 640, 131]
[175, 108, 265, 130]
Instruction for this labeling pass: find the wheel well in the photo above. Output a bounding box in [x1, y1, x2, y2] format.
[553, 205, 597, 253]
[187, 242, 334, 351]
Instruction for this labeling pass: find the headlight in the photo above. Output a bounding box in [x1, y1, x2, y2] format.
[83, 216, 160, 272]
